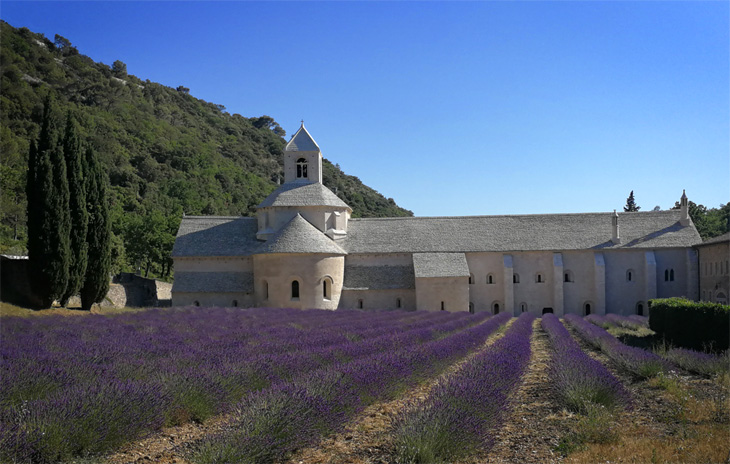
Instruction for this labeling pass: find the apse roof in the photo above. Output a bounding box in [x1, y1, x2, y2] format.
[254, 214, 346, 255]
[257, 182, 350, 209]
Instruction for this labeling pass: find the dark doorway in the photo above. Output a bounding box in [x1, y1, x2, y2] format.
[637, 303, 644, 316]
[542, 308, 553, 315]
[585, 303, 591, 315]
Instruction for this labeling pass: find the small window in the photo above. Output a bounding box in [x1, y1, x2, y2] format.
[564, 271, 573, 283]
[358, 299, 364, 309]
[536, 273, 543, 283]
[669, 269, 674, 282]
[487, 274, 494, 284]
[637, 302, 644, 316]
[520, 302, 527, 313]
[513, 273, 520, 284]
[626, 270, 633, 282]
[441, 301, 445, 311]
[296, 157, 308, 178]
[664, 269, 669, 282]
[263, 281, 269, 300]
[469, 273, 474, 285]
[584, 302, 591, 316]
[493, 303, 500, 314]
[291, 280, 300, 299]
[396, 298, 402, 309]
[323, 278, 331, 300]
[469, 302, 474, 314]
[232, 300, 238, 307]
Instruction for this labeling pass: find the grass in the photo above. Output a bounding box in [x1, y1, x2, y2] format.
[0, 301, 152, 318]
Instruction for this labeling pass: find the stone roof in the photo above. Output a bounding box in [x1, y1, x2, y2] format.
[342, 265, 415, 290]
[413, 253, 470, 278]
[285, 124, 320, 152]
[257, 182, 350, 210]
[172, 216, 260, 257]
[172, 271, 254, 293]
[696, 232, 730, 247]
[341, 210, 702, 254]
[255, 214, 346, 255]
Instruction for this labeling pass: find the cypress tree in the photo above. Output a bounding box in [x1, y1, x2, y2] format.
[624, 190, 641, 212]
[80, 146, 111, 311]
[27, 97, 71, 307]
[59, 113, 88, 306]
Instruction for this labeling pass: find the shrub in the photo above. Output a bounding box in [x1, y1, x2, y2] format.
[649, 298, 729, 352]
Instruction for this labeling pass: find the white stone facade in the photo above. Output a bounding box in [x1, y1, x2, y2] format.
[172, 125, 702, 315]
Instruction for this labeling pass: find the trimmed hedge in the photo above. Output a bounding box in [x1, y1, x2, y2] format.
[649, 298, 729, 352]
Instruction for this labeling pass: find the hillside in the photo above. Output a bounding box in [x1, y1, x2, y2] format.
[0, 21, 412, 277]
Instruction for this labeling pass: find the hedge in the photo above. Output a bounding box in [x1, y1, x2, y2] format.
[649, 298, 729, 352]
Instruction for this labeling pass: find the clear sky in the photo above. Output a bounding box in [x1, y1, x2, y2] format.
[2, 1, 728, 217]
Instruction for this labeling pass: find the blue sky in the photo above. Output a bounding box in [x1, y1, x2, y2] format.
[2, 1, 728, 216]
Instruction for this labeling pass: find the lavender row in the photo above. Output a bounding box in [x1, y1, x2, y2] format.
[564, 314, 669, 379]
[189, 312, 512, 464]
[541, 314, 630, 413]
[0, 308, 483, 463]
[391, 312, 535, 463]
[662, 348, 729, 377]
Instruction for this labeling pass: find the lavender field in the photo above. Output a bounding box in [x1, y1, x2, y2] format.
[1, 307, 728, 464]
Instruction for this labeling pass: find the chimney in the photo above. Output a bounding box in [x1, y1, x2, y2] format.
[680, 190, 690, 226]
[611, 210, 620, 244]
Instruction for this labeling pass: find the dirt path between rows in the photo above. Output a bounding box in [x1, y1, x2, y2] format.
[471, 318, 568, 464]
[286, 318, 515, 464]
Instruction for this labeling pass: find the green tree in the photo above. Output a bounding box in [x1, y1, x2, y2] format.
[624, 190, 640, 212]
[673, 200, 730, 240]
[80, 146, 111, 311]
[112, 60, 127, 77]
[59, 113, 88, 306]
[26, 97, 71, 307]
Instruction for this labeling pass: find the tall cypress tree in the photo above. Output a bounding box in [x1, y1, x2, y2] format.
[27, 97, 71, 307]
[81, 146, 111, 311]
[60, 113, 88, 306]
[624, 190, 641, 212]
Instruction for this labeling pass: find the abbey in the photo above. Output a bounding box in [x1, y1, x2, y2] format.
[171, 124, 701, 316]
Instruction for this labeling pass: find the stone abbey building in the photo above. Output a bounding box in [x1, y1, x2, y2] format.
[171, 124, 702, 316]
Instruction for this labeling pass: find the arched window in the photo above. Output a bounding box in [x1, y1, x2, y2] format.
[626, 269, 633, 282]
[232, 300, 238, 307]
[193, 300, 200, 307]
[664, 269, 669, 281]
[636, 302, 644, 316]
[513, 273, 520, 284]
[536, 273, 543, 283]
[358, 299, 364, 309]
[441, 301, 445, 311]
[469, 273, 474, 285]
[520, 302, 527, 312]
[584, 302, 592, 316]
[396, 298, 402, 309]
[493, 302, 500, 314]
[487, 274, 494, 284]
[291, 280, 300, 299]
[263, 280, 269, 300]
[469, 302, 474, 314]
[669, 269, 674, 281]
[564, 270, 573, 283]
[296, 157, 308, 179]
[323, 278, 331, 300]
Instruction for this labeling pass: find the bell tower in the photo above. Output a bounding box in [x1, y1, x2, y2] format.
[283, 122, 322, 184]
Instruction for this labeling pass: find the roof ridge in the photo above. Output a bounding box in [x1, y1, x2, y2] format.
[349, 210, 681, 221]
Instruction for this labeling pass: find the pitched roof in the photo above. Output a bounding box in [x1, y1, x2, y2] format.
[255, 214, 346, 255]
[696, 232, 730, 247]
[342, 265, 415, 290]
[172, 216, 260, 257]
[413, 253, 470, 278]
[257, 182, 350, 209]
[172, 272, 254, 293]
[341, 210, 701, 254]
[285, 124, 320, 152]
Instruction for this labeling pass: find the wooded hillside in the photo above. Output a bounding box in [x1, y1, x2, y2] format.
[0, 21, 412, 278]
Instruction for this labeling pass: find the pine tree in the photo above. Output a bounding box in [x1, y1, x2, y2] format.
[27, 97, 71, 307]
[624, 190, 641, 212]
[59, 113, 88, 306]
[80, 146, 111, 311]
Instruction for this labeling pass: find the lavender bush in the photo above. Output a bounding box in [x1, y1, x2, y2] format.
[663, 348, 729, 377]
[606, 313, 649, 331]
[392, 312, 535, 463]
[564, 314, 670, 379]
[189, 312, 512, 464]
[542, 314, 630, 413]
[1, 307, 489, 463]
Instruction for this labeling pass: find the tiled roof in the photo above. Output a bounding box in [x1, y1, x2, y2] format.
[696, 232, 730, 247]
[172, 271, 254, 293]
[342, 265, 415, 290]
[172, 216, 260, 257]
[285, 124, 320, 152]
[413, 253, 470, 278]
[341, 210, 701, 254]
[257, 182, 350, 209]
[255, 214, 346, 255]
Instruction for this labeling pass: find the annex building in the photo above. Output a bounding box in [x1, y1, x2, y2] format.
[171, 124, 702, 316]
